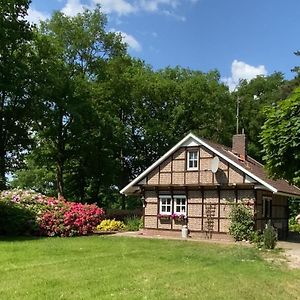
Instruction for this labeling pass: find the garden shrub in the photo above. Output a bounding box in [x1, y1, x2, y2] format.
[0, 189, 104, 237]
[249, 230, 264, 248]
[105, 209, 143, 221]
[290, 223, 300, 233]
[0, 202, 38, 235]
[263, 221, 277, 249]
[96, 219, 126, 231]
[289, 217, 300, 233]
[124, 216, 143, 231]
[229, 204, 254, 241]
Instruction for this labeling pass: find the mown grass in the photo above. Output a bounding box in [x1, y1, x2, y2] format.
[0, 236, 299, 299]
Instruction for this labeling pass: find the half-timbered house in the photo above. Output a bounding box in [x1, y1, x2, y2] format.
[121, 133, 300, 239]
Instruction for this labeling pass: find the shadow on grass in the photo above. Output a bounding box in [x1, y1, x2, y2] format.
[0, 235, 47, 242]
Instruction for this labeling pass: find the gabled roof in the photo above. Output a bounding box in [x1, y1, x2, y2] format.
[120, 133, 300, 197]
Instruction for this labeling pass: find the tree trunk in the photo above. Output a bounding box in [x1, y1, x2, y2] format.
[56, 160, 64, 199]
[56, 109, 65, 199]
[0, 150, 6, 190]
[0, 93, 6, 190]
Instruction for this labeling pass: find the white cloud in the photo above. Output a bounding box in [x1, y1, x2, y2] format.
[93, 0, 191, 20]
[111, 29, 142, 52]
[222, 60, 268, 91]
[138, 0, 180, 12]
[162, 9, 186, 21]
[93, 0, 136, 15]
[61, 0, 91, 17]
[121, 32, 142, 51]
[139, 0, 179, 12]
[26, 8, 49, 24]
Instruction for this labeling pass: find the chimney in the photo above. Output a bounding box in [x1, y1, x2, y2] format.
[232, 133, 247, 160]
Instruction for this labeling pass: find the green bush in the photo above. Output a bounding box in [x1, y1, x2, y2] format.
[249, 230, 264, 248]
[125, 216, 143, 231]
[290, 223, 300, 233]
[0, 189, 104, 237]
[0, 202, 38, 235]
[263, 221, 277, 249]
[229, 204, 254, 241]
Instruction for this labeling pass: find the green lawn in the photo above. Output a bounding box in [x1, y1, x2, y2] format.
[0, 236, 299, 300]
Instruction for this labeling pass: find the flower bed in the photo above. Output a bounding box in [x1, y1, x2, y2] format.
[171, 213, 187, 221]
[157, 213, 187, 221]
[0, 189, 104, 237]
[157, 214, 171, 220]
[96, 219, 126, 232]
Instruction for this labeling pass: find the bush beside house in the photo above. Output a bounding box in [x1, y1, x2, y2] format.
[0, 189, 104, 237]
[229, 203, 277, 249]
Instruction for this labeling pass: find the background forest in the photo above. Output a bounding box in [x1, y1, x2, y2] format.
[1, 1, 299, 210]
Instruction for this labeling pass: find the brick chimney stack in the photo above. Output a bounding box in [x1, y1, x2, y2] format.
[232, 134, 247, 160]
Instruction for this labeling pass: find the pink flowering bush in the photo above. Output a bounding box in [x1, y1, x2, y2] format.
[0, 189, 104, 237]
[171, 213, 187, 221]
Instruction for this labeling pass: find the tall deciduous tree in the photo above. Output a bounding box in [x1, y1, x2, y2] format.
[0, 0, 33, 189]
[234, 73, 286, 160]
[30, 7, 125, 198]
[261, 87, 300, 186]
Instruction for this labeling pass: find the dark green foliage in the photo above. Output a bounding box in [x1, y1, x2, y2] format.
[0, 202, 38, 235]
[5, 4, 299, 212]
[105, 208, 143, 221]
[124, 216, 143, 231]
[289, 223, 300, 233]
[289, 199, 300, 220]
[261, 87, 300, 185]
[263, 220, 277, 249]
[26, 7, 126, 199]
[234, 73, 285, 161]
[229, 204, 254, 241]
[249, 230, 264, 248]
[0, 0, 33, 189]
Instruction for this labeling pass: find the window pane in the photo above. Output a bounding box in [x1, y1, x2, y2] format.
[188, 151, 198, 169]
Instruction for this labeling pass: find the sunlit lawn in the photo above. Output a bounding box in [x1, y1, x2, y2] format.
[0, 235, 299, 299]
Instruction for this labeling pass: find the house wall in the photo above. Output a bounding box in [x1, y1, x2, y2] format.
[255, 190, 288, 239]
[141, 144, 289, 240]
[143, 187, 256, 238]
[145, 146, 244, 186]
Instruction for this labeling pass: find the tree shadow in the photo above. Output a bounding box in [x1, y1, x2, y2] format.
[0, 235, 47, 242]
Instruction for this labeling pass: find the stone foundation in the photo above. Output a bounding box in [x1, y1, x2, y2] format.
[142, 228, 233, 241]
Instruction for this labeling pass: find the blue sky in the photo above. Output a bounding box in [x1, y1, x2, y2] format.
[28, 0, 300, 89]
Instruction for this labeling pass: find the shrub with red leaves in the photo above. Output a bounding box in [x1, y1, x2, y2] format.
[0, 189, 104, 237]
[39, 201, 104, 237]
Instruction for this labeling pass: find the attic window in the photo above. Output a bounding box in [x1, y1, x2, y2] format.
[187, 150, 198, 170]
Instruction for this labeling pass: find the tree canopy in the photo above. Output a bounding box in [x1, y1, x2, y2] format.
[0, 0, 33, 189]
[2, 4, 299, 208]
[261, 87, 300, 185]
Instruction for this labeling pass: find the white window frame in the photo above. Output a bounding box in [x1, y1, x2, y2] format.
[262, 196, 272, 218]
[159, 195, 172, 215]
[187, 150, 198, 170]
[173, 195, 186, 215]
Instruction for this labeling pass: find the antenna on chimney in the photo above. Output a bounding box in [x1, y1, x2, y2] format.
[236, 96, 240, 134]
